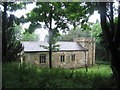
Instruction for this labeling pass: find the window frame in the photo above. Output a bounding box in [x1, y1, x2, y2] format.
[39, 54, 46, 63]
[71, 54, 76, 61]
[60, 55, 65, 62]
[23, 56, 26, 62]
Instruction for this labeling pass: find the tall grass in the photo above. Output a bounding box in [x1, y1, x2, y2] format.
[3, 62, 116, 88]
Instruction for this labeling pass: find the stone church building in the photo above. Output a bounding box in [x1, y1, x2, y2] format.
[21, 37, 95, 68]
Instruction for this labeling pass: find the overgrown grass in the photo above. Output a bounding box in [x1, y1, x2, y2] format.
[3, 62, 117, 88]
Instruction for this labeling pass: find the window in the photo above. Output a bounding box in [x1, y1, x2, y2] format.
[71, 54, 76, 61]
[39, 54, 46, 63]
[60, 55, 65, 62]
[23, 56, 25, 62]
[22, 56, 26, 63]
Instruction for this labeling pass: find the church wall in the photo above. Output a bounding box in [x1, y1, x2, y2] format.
[23, 50, 88, 68]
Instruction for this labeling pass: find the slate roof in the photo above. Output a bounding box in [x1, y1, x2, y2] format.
[21, 41, 88, 52]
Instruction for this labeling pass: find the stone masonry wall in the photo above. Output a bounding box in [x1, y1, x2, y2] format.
[73, 37, 96, 66]
[24, 50, 88, 68]
[24, 52, 49, 68]
[52, 51, 88, 68]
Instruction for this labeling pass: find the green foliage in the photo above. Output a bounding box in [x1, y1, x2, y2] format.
[24, 2, 96, 40]
[12, 23, 39, 41]
[3, 62, 40, 88]
[91, 23, 111, 61]
[91, 23, 102, 43]
[4, 14, 23, 62]
[96, 44, 109, 61]
[57, 27, 91, 41]
[26, 2, 68, 32]
[3, 62, 116, 88]
[40, 45, 48, 49]
[22, 2, 97, 68]
[52, 44, 60, 51]
[21, 32, 39, 41]
[8, 2, 27, 12]
[25, 23, 41, 34]
[1, 2, 27, 12]
[2, 2, 29, 62]
[40, 44, 60, 51]
[12, 22, 23, 40]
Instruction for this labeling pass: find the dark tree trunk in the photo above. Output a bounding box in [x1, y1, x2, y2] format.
[49, 6, 53, 69]
[110, 47, 120, 88]
[49, 43, 52, 69]
[99, 2, 120, 88]
[2, 3, 24, 62]
[2, 2, 7, 62]
[110, 2, 120, 87]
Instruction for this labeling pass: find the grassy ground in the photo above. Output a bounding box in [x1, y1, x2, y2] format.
[2, 62, 117, 88]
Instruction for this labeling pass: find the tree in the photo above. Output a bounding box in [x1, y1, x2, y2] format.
[12, 23, 23, 40]
[25, 2, 91, 68]
[91, 22, 110, 61]
[21, 32, 39, 41]
[98, 2, 120, 87]
[67, 2, 120, 87]
[57, 27, 91, 41]
[91, 22, 102, 43]
[2, 2, 26, 62]
[2, 2, 8, 61]
[2, 13, 24, 62]
[11, 22, 39, 41]
[57, 2, 120, 87]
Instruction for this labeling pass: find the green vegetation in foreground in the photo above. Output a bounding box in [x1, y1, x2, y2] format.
[3, 62, 116, 88]
[95, 60, 111, 65]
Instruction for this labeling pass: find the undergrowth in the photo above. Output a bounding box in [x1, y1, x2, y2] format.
[2, 62, 116, 88]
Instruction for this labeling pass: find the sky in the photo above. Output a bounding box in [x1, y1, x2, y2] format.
[11, 1, 118, 41]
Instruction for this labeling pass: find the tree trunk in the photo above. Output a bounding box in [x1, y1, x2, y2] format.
[110, 48, 120, 88]
[99, 2, 120, 88]
[49, 43, 52, 69]
[2, 2, 7, 62]
[49, 6, 53, 69]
